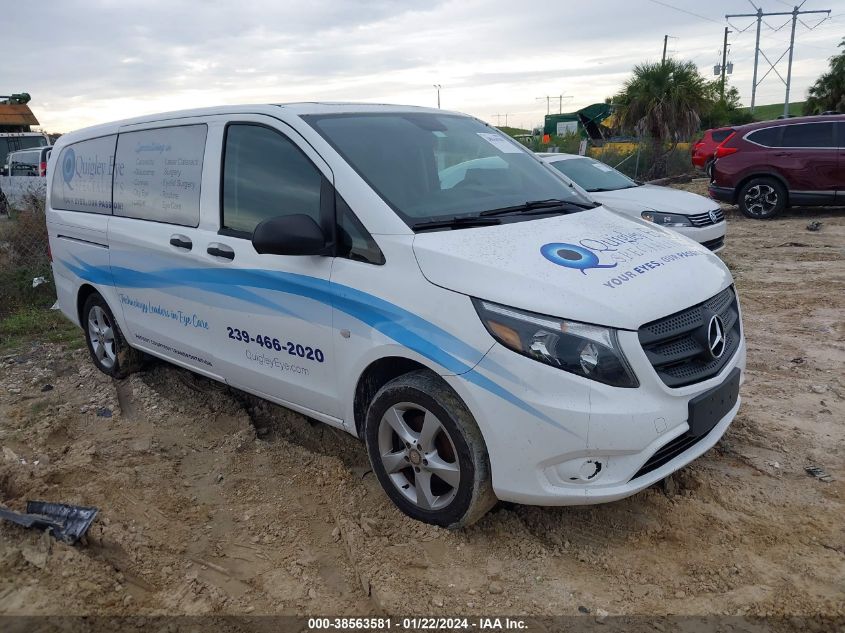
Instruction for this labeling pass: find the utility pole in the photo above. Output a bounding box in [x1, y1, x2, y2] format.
[491, 113, 511, 126]
[538, 94, 572, 115]
[662, 34, 669, 63]
[726, 5, 830, 118]
[783, 8, 799, 118]
[433, 84, 441, 109]
[750, 8, 762, 113]
[720, 27, 731, 101]
[536, 96, 550, 115]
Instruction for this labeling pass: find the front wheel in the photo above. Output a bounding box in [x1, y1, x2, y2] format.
[738, 177, 787, 219]
[82, 293, 143, 378]
[364, 370, 496, 528]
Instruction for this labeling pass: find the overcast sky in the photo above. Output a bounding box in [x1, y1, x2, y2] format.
[7, 0, 845, 132]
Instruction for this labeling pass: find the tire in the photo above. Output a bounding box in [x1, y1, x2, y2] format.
[82, 293, 143, 379]
[704, 159, 715, 180]
[737, 177, 787, 219]
[364, 370, 496, 529]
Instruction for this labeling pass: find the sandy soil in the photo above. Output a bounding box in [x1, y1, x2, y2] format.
[0, 181, 843, 620]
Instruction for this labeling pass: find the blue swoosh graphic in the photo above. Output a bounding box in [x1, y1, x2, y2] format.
[61, 256, 571, 433]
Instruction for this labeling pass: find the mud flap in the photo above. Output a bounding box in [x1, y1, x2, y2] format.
[0, 501, 98, 544]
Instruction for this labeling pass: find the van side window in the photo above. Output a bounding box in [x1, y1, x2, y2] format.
[781, 122, 835, 148]
[113, 124, 207, 226]
[51, 135, 117, 214]
[336, 194, 385, 265]
[222, 124, 323, 235]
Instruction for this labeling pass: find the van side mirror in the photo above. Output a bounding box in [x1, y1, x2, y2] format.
[252, 214, 329, 256]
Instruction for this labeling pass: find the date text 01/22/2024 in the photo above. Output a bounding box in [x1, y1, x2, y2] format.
[306, 617, 529, 630]
[227, 326, 326, 363]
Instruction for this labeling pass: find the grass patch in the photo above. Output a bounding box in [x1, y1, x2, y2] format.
[739, 101, 805, 121]
[0, 307, 82, 352]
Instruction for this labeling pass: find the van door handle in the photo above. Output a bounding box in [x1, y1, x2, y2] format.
[207, 243, 235, 261]
[169, 234, 192, 250]
[773, 151, 792, 157]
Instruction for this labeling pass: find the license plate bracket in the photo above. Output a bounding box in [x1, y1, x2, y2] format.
[687, 367, 741, 437]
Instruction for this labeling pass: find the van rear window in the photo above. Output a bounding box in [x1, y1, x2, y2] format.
[113, 124, 207, 227]
[51, 135, 118, 214]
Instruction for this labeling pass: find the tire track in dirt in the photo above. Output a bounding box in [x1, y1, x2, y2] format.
[0, 194, 842, 617]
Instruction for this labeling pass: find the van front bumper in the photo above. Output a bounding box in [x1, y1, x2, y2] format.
[445, 331, 746, 506]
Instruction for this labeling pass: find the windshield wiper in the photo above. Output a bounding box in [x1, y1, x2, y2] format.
[411, 216, 502, 231]
[480, 198, 597, 217]
[588, 185, 638, 192]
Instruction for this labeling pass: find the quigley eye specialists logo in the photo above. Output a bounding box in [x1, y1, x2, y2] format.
[540, 242, 618, 274]
[62, 148, 76, 189]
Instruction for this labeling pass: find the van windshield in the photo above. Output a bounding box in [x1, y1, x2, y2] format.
[305, 113, 593, 229]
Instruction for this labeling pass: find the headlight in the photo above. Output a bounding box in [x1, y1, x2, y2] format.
[641, 211, 692, 227]
[473, 299, 639, 388]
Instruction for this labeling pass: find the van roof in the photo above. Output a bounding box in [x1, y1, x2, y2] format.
[56, 102, 460, 144]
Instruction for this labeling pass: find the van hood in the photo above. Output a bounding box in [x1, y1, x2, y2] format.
[412, 208, 733, 330]
[592, 184, 718, 216]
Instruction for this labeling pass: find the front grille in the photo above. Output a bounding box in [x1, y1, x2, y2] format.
[701, 236, 725, 251]
[630, 432, 705, 481]
[638, 286, 740, 388]
[688, 208, 725, 227]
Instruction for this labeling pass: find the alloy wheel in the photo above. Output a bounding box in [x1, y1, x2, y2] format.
[377, 403, 461, 511]
[743, 184, 779, 217]
[88, 305, 116, 369]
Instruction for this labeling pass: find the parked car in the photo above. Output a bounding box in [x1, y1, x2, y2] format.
[7, 145, 52, 177]
[0, 132, 50, 176]
[47, 104, 745, 527]
[709, 114, 845, 219]
[540, 153, 727, 252]
[691, 127, 734, 177]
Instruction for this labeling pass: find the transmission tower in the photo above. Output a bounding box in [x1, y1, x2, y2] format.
[726, 2, 831, 116]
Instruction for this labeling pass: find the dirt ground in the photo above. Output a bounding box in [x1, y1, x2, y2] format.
[0, 180, 843, 621]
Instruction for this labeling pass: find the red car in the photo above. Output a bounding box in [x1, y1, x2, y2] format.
[691, 127, 734, 177]
[709, 115, 845, 219]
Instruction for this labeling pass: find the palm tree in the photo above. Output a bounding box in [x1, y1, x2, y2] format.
[614, 59, 714, 178]
[804, 38, 845, 115]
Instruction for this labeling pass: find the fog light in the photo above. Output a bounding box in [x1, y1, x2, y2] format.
[554, 458, 606, 483]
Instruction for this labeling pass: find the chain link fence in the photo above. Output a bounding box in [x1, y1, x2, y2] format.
[0, 187, 53, 317]
[521, 133, 697, 180]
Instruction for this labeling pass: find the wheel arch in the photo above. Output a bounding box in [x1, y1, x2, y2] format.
[736, 172, 790, 205]
[76, 283, 100, 327]
[352, 356, 433, 439]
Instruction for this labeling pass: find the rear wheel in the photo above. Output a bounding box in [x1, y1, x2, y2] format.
[82, 293, 143, 378]
[738, 177, 786, 219]
[364, 370, 496, 528]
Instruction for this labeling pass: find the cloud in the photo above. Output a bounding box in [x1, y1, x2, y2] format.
[7, 0, 843, 131]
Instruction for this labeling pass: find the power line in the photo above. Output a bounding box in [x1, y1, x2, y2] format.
[726, 4, 832, 116]
[536, 94, 572, 115]
[647, 0, 723, 25]
[491, 113, 512, 127]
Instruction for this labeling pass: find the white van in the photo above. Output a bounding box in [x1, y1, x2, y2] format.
[46, 104, 745, 527]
